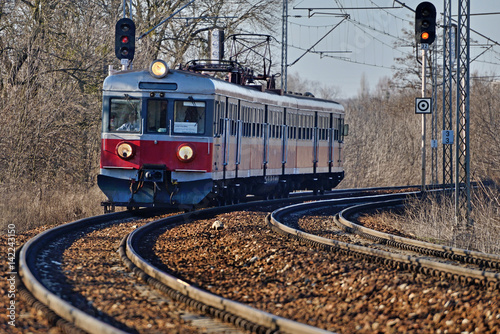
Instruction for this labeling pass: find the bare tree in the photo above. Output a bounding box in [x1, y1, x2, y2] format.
[132, 0, 280, 69]
[286, 72, 341, 100]
[0, 0, 282, 190]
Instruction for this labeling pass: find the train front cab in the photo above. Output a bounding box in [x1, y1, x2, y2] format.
[98, 71, 215, 210]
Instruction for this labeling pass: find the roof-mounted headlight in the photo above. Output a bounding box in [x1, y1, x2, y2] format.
[149, 59, 169, 79]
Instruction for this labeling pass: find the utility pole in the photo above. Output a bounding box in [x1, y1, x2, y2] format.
[281, 0, 288, 92]
[455, 0, 472, 231]
[442, 0, 454, 191]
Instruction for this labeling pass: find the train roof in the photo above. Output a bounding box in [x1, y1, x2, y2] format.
[103, 68, 344, 113]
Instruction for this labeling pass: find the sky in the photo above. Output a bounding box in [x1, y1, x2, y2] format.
[285, 0, 500, 98]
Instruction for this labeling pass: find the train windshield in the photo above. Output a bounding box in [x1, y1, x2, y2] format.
[174, 100, 205, 134]
[147, 100, 168, 133]
[109, 98, 141, 133]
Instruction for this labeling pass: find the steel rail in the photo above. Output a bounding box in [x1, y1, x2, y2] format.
[15, 185, 437, 333]
[17, 210, 168, 334]
[268, 194, 500, 288]
[124, 203, 334, 334]
[335, 199, 500, 268]
[122, 189, 426, 333]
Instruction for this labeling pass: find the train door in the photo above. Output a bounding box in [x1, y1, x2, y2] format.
[235, 102, 243, 178]
[267, 107, 284, 176]
[316, 113, 330, 174]
[248, 106, 265, 176]
[330, 115, 344, 169]
[328, 113, 335, 173]
[222, 99, 239, 179]
[296, 112, 315, 175]
[282, 109, 288, 175]
[238, 104, 252, 178]
[285, 110, 298, 175]
[337, 117, 346, 167]
[212, 97, 225, 180]
[263, 105, 269, 176]
[313, 112, 318, 174]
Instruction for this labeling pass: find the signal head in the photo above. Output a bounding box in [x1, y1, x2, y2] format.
[415, 2, 436, 45]
[115, 18, 136, 61]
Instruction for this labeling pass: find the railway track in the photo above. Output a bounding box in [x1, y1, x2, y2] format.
[15, 208, 272, 334]
[12, 187, 500, 333]
[268, 193, 500, 288]
[13, 188, 358, 333]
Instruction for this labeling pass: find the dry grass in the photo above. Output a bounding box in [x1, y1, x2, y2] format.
[0, 185, 107, 233]
[377, 184, 500, 254]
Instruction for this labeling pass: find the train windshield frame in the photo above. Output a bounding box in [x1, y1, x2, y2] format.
[108, 97, 142, 133]
[173, 100, 206, 135]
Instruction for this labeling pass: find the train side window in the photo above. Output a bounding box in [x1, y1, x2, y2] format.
[219, 101, 225, 135]
[109, 97, 141, 133]
[174, 100, 206, 134]
[289, 114, 294, 139]
[251, 109, 255, 137]
[241, 107, 245, 138]
[297, 115, 302, 140]
[229, 103, 237, 136]
[308, 115, 312, 140]
[147, 100, 168, 133]
[214, 101, 220, 136]
[319, 116, 328, 141]
[244, 107, 251, 137]
[308, 115, 313, 140]
[334, 118, 340, 141]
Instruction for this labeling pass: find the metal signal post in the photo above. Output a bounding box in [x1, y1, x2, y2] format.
[415, 2, 436, 191]
[421, 46, 427, 191]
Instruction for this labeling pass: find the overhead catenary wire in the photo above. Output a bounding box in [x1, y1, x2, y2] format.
[284, 0, 500, 71]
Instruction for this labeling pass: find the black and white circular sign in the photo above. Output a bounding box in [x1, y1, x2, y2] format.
[415, 98, 432, 114]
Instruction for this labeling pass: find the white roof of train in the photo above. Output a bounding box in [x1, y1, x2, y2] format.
[103, 69, 344, 113]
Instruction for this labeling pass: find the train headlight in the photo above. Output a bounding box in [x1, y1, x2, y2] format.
[116, 142, 135, 160]
[177, 144, 194, 162]
[149, 59, 169, 79]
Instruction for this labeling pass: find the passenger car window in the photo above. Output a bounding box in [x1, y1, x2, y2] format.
[174, 100, 205, 134]
[109, 98, 141, 133]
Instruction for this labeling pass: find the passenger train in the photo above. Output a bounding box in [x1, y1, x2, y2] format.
[98, 59, 347, 211]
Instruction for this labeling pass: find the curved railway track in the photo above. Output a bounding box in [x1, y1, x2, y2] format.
[268, 193, 500, 289]
[14, 188, 362, 333]
[12, 187, 500, 333]
[122, 201, 334, 334]
[15, 209, 248, 333]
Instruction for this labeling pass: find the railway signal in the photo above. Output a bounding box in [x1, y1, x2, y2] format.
[115, 18, 136, 61]
[415, 2, 436, 45]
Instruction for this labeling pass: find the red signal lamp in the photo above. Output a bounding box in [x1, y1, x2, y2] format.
[421, 32, 430, 40]
[115, 18, 136, 60]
